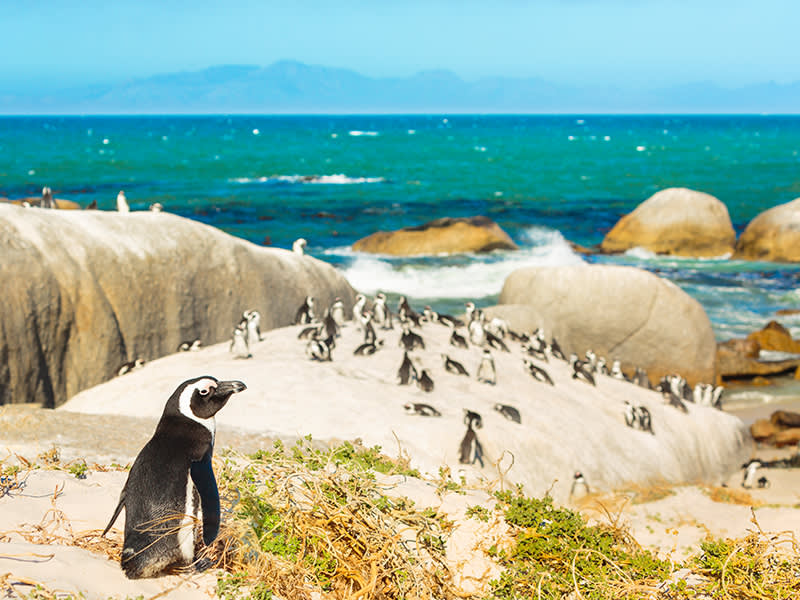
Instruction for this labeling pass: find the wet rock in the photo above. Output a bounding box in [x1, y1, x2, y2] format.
[735, 197, 800, 262]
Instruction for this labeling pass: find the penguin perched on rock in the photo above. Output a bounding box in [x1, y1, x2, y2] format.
[116, 190, 130, 213]
[102, 376, 246, 579]
[292, 238, 307, 255]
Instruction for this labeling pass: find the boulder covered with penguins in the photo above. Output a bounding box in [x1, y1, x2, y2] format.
[497, 264, 717, 387]
[0, 204, 356, 407]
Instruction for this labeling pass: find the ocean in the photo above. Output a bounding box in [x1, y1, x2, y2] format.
[2, 114, 800, 411]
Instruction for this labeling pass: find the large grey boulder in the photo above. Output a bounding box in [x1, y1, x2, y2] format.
[497, 264, 717, 386]
[734, 198, 800, 262]
[0, 204, 355, 407]
[601, 188, 736, 257]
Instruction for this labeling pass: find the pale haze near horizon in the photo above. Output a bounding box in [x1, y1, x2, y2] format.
[2, 0, 798, 91]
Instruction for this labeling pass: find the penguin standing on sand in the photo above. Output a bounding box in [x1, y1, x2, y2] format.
[292, 238, 307, 255]
[476, 350, 496, 385]
[397, 351, 418, 385]
[294, 296, 315, 325]
[102, 376, 246, 579]
[229, 323, 252, 359]
[243, 310, 263, 343]
[330, 298, 345, 328]
[373, 293, 390, 329]
[459, 410, 484, 467]
[569, 471, 590, 498]
[117, 190, 130, 213]
[353, 294, 367, 328]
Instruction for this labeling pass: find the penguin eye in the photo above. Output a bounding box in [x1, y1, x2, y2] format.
[199, 387, 210, 396]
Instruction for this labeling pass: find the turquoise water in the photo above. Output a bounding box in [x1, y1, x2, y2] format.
[2, 115, 800, 342]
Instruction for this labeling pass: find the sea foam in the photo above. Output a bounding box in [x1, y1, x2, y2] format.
[333, 227, 584, 299]
[230, 174, 384, 185]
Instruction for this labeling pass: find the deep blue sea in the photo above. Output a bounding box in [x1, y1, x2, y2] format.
[2, 115, 800, 353]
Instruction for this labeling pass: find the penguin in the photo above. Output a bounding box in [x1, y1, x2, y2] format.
[403, 403, 441, 417]
[570, 355, 596, 386]
[353, 339, 384, 356]
[294, 296, 315, 325]
[636, 405, 654, 434]
[437, 313, 464, 328]
[229, 324, 252, 359]
[584, 350, 598, 373]
[623, 401, 636, 428]
[372, 293, 390, 329]
[524, 341, 549, 363]
[610, 360, 627, 381]
[292, 238, 307, 255]
[441, 354, 469, 376]
[741, 460, 762, 489]
[494, 403, 521, 424]
[486, 317, 509, 340]
[522, 358, 554, 386]
[757, 476, 770, 489]
[595, 357, 609, 376]
[321, 308, 339, 340]
[507, 329, 527, 343]
[569, 471, 590, 498]
[422, 306, 437, 324]
[662, 389, 688, 413]
[549, 337, 566, 361]
[468, 316, 486, 347]
[41, 186, 55, 209]
[353, 294, 367, 328]
[330, 297, 346, 328]
[464, 302, 476, 325]
[633, 367, 652, 389]
[397, 351, 418, 385]
[177, 339, 202, 352]
[117, 359, 145, 376]
[306, 333, 333, 362]
[399, 322, 425, 351]
[458, 422, 484, 467]
[398, 296, 422, 327]
[449, 328, 469, 349]
[117, 190, 130, 213]
[476, 350, 496, 385]
[417, 369, 435, 393]
[149, 202, 163, 212]
[711, 385, 725, 410]
[486, 330, 510, 353]
[362, 313, 377, 345]
[102, 376, 246, 579]
[85, 199, 98, 210]
[243, 310, 263, 343]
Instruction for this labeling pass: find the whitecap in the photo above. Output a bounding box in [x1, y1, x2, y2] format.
[229, 174, 384, 185]
[348, 130, 379, 137]
[332, 226, 584, 299]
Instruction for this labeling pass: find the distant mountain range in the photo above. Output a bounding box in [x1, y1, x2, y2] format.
[2, 60, 800, 114]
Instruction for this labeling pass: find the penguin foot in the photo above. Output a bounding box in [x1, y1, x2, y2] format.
[193, 556, 215, 573]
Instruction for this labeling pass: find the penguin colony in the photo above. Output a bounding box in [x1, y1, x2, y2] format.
[290, 292, 727, 485]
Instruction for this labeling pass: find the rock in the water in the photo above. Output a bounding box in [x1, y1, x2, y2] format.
[735, 198, 800, 262]
[770, 410, 800, 428]
[352, 216, 518, 256]
[747, 321, 800, 354]
[750, 418, 780, 442]
[497, 264, 717, 386]
[601, 188, 735, 257]
[0, 204, 355, 408]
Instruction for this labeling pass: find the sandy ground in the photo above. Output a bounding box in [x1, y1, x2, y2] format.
[1, 320, 797, 598]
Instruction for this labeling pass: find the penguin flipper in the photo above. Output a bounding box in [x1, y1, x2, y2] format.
[102, 490, 126, 537]
[190, 449, 221, 546]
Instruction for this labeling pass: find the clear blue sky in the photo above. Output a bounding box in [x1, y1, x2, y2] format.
[3, 0, 798, 89]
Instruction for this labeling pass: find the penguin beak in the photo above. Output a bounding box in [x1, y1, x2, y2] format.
[214, 380, 247, 397]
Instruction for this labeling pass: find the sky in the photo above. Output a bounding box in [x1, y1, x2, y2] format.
[2, 0, 799, 91]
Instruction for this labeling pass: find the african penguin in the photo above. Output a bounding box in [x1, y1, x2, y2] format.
[353, 294, 367, 328]
[292, 238, 307, 255]
[441, 354, 469, 376]
[549, 337, 566, 361]
[149, 202, 163, 212]
[102, 376, 246, 579]
[243, 309, 263, 343]
[294, 296, 315, 325]
[229, 324, 252, 359]
[372, 293, 390, 329]
[463, 409, 483, 429]
[449, 328, 469, 349]
[417, 369, 435, 393]
[476, 350, 496, 385]
[522, 358, 554, 386]
[353, 339, 384, 356]
[403, 403, 441, 417]
[741, 460, 762, 489]
[399, 322, 425, 351]
[41, 186, 55, 209]
[458, 421, 484, 467]
[570, 355, 596, 386]
[330, 297, 345, 328]
[494, 403, 521, 424]
[116, 190, 129, 213]
[398, 296, 422, 327]
[177, 339, 202, 352]
[117, 359, 145, 376]
[486, 330, 510, 353]
[85, 199, 98, 210]
[397, 351, 418, 385]
[569, 471, 590, 498]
